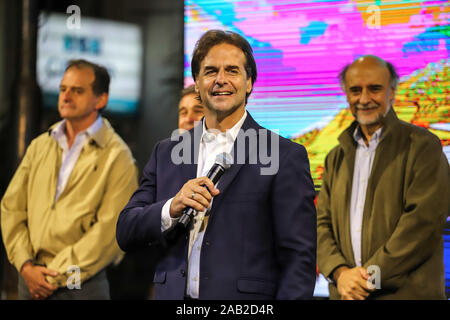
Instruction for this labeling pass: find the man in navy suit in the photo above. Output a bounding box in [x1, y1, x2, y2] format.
[116, 30, 317, 300]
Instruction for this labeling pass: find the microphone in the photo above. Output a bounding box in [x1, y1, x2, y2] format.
[165, 152, 233, 244]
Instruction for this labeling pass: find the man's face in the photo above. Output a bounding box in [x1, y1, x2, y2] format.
[58, 67, 106, 121]
[195, 43, 252, 119]
[178, 93, 204, 131]
[344, 59, 395, 127]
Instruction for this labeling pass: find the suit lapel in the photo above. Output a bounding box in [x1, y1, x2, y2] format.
[180, 121, 202, 183]
[210, 113, 260, 211]
[364, 108, 398, 207]
[338, 123, 358, 266]
[360, 110, 400, 263]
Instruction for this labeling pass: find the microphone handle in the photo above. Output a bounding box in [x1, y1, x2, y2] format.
[165, 164, 225, 244]
[207, 164, 224, 185]
[178, 164, 225, 228]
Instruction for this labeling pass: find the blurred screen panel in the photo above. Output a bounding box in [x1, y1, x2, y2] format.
[37, 13, 143, 114]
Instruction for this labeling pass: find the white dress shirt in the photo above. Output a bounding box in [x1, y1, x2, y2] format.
[350, 126, 382, 266]
[51, 116, 103, 201]
[161, 111, 247, 298]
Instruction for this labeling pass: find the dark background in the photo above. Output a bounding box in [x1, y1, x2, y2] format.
[0, 0, 184, 299]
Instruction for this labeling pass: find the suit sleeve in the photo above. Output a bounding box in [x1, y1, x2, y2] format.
[272, 144, 317, 299]
[45, 149, 139, 286]
[1, 140, 36, 273]
[116, 142, 169, 251]
[316, 151, 350, 280]
[363, 135, 449, 290]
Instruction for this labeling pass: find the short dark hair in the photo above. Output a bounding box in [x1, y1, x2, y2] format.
[338, 55, 399, 90]
[180, 84, 200, 103]
[191, 30, 257, 104]
[65, 59, 110, 96]
[181, 84, 197, 98]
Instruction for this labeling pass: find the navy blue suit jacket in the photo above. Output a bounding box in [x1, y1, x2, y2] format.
[116, 113, 317, 300]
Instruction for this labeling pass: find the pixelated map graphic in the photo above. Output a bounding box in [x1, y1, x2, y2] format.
[185, 0, 449, 188]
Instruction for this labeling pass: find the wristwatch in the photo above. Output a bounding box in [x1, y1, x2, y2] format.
[326, 264, 349, 286]
[326, 276, 336, 286]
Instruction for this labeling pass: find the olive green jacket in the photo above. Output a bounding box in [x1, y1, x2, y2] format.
[1, 118, 138, 287]
[317, 108, 449, 299]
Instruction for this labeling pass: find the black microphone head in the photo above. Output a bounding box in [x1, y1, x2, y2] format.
[215, 152, 233, 170]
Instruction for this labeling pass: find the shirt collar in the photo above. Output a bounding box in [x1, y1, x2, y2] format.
[51, 120, 67, 141]
[353, 125, 383, 146]
[86, 115, 104, 137]
[201, 110, 248, 144]
[51, 116, 104, 141]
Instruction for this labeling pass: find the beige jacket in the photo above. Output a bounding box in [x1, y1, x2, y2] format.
[1, 118, 138, 287]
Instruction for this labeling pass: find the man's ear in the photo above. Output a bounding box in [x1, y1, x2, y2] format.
[246, 77, 252, 95]
[389, 86, 396, 105]
[194, 81, 199, 94]
[95, 93, 108, 111]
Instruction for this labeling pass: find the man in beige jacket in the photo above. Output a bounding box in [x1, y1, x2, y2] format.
[317, 55, 449, 300]
[1, 59, 138, 299]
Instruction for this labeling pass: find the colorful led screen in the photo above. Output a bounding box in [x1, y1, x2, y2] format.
[184, 0, 449, 298]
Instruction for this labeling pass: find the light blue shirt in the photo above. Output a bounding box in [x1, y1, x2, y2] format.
[51, 116, 103, 201]
[350, 126, 382, 267]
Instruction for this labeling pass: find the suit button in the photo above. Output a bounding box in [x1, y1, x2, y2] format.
[180, 269, 186, 277]
[205, 241, 210, 246]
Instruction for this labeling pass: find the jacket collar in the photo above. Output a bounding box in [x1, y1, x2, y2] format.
[48, 117, 112, 149]
[90, 118, 113, 148]
[184, 111, 263, 164]
[180, 110, 263, 200]
[338, 107, 399, 151]
[205, 111, 262, 211]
